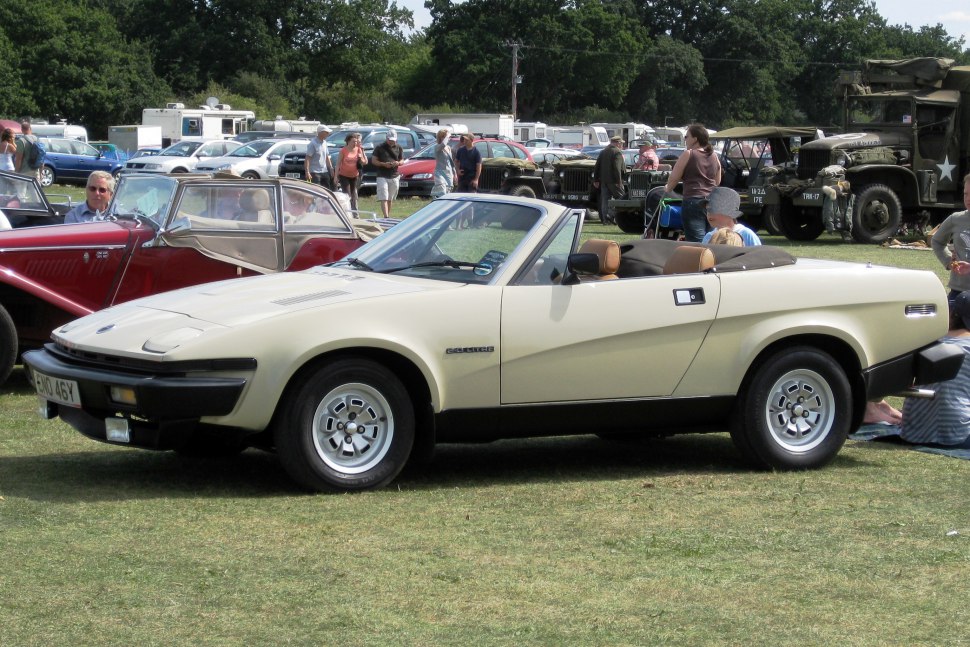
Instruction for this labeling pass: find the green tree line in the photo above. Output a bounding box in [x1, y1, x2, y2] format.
[1, 0, 966, 138]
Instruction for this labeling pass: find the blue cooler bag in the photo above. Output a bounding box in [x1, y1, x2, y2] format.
[659, 199, 682, 228]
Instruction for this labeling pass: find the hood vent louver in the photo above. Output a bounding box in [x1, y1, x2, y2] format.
[271, 289, 350, 306]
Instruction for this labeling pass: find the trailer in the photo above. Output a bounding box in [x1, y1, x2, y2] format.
[412, 113, 514, 139]
[142, 103, 256, 147]
[591, 122, 654, 144]
[108, 125, 163, 157]
[30, 122, 89, 143]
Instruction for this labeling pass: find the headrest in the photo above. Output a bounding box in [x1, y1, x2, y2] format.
[242, 189, 270, 210]
[579, 238, 621, 274]
[663, 246, 715, 274]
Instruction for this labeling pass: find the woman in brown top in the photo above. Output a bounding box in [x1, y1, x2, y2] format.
[664, 124, 721, 241]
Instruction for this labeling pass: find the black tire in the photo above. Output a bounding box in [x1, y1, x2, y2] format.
[274, 358, 415, 492]
[778, 202, 824, 241]
[762, 204, 784, 236]
[39, 165, 55, 187]
[615, 209, 645, 234]
[507, 184, 536, 199]
[731, 347, 851, 470]
[0, 303, 16, 386]
[171, 167, 188, 174]
[241, 170, 260, 180]
[851, 184, 902, 244]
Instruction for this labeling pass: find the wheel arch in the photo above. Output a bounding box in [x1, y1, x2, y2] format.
[846, 166, 918, 208]
[739, 333, 867, 428]
[270, 346, 435, 449]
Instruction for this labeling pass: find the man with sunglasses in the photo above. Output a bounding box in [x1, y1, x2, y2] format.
[64, 171, 114, 223]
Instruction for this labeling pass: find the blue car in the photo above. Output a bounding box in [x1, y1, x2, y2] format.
[37, 137, 126, 187]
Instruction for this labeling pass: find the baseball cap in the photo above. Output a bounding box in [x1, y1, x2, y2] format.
[952, 291, 970, 330]
[317, 124, 332, 133]
[386, 129, 398, 140]
[639, 136, 656, 148]
[610, 135, 623, 143]
[704, 187, 743, 218]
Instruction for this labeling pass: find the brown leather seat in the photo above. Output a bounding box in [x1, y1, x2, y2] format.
[578, 238, 620, 280]
[663, 245, 716, 275]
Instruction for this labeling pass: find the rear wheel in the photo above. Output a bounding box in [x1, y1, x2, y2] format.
[762, 204, 784, 236]
[731, 347, 851, 470]
[39, 165, 54, 187]
[274, 358, 415, 492]
[851, 184, 902, 244]
[0, 303, 16, 386]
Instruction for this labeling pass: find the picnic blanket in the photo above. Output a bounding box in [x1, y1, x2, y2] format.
[849, 423, 970, 460]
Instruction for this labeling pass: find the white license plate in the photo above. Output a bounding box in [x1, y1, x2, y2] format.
[32, 370, 81, 407]
[399, 181, 409, 187]
[285, 173, 301, 179]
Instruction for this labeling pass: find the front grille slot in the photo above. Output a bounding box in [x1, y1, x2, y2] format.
[560, 168, 592, 193]
[479, 167, 504, 191]
[797, 150, 830, 180]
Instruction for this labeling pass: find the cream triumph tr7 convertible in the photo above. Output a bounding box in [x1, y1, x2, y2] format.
[23, 194, 964, 492]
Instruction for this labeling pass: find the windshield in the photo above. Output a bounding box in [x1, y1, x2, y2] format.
[332, 198, 544, 284]
[848, 97, 914, 127]
[409, 141, 459, 160]
[160, 141, 202, 157]
[107, 175, 178, 227]
[228, 141, 274, 157]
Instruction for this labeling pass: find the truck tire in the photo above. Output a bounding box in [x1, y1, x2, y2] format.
[851, 184, 902, 244]
[0, 303, 17, 386]
[615, 210, 645, 234]
[762, 204, 784, 236]
[507, 184, 536, 199]
[778, 203, 824, 241]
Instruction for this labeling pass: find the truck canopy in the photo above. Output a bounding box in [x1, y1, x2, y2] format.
[711, 126, 820, 140]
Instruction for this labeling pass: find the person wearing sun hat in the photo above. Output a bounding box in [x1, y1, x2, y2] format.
[899, 290, 970, 448]
[634, 136, 659, 170]
[699, 186, 761, 246]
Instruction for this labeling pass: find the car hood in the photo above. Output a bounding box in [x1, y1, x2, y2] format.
[399, 159, 435, 174]
[801, 131, 911, 152]
[0, 219, 139, 250]
[128, 154, 191, 164]
[56, 267, 455, 346]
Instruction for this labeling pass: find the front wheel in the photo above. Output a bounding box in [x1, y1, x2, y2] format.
[0, 303, 17, 386]
[778, 202, 824, 241]
[39, 165, 54, 187]
[241, 170, 260, 180]
[274, 358, 415, 492]
[507, 184, 536, 199]
[731, 347, 851, 470]
[762, 204, 784, 236]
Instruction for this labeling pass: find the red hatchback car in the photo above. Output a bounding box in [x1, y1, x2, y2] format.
[397, 137, 533, 197]
[0, 173, 377, 385]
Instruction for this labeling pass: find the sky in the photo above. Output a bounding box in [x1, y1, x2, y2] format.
[396, 0, 970, 44]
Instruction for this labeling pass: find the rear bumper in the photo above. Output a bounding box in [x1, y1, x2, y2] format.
[863, 341, 965, 400]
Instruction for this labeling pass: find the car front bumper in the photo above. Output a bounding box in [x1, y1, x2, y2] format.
[22, 346, 253, 450]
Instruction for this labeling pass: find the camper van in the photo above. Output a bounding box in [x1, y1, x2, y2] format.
[591, 122, 654, 144]
[30, 122, 88, 143]
[142, 103, 255, 147]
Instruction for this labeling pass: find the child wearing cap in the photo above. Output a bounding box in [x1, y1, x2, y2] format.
[700, 187, 761, 246]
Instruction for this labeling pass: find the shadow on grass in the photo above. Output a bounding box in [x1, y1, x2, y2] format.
[4, 367, 869, 499]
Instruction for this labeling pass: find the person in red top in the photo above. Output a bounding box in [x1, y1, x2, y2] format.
[633, 136, 659, 171]
[663, 124, 721, 242]
[337, 132, 366, 211]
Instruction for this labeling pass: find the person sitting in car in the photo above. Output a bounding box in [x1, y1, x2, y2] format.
[64, 171, 114, 223]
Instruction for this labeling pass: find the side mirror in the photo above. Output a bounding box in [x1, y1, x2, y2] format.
[561, 252, 600, 285]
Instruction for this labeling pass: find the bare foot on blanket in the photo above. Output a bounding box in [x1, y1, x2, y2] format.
[863, 400, 903, 424]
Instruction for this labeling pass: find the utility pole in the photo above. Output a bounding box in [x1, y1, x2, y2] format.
[508, 41, 523, 123]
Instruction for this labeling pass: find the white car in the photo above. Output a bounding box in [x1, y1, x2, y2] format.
[23, 195, 964, 492]
[195, 139, 309, 179]
[122, 139, 243, 174]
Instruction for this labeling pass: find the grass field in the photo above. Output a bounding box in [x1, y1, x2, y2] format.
[1, 187, 967, 645]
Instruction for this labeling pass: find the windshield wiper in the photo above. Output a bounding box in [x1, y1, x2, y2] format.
[345, 257, 375, 272]
[380, 260, 487, 274]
